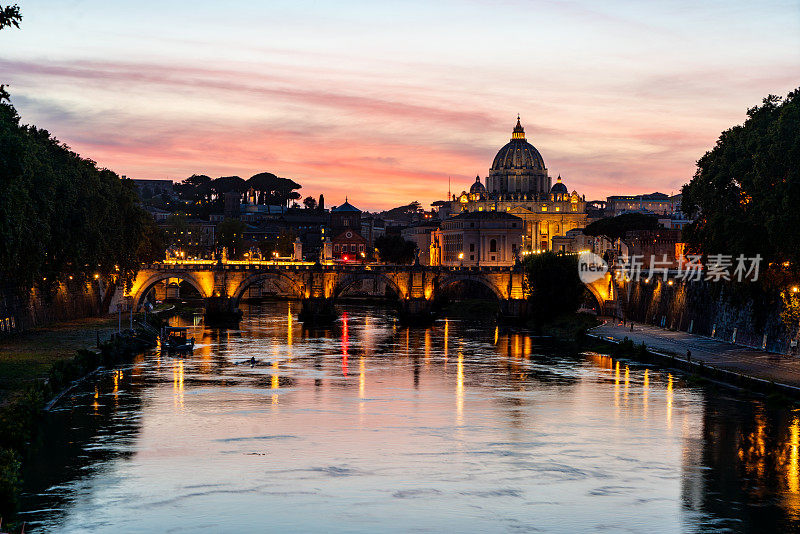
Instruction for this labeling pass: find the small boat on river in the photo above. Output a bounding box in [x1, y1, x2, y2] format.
[161, 326, 195, 354]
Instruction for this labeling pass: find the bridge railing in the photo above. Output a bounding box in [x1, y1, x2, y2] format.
[141, 261, 524, 273]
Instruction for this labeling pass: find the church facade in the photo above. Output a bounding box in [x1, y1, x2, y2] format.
[436, 117, 588, 252]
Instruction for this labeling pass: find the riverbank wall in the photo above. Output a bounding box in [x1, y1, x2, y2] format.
[0, 280, 116, 335]
[619, 278, 796, 354]
[586, 332, 800, 401]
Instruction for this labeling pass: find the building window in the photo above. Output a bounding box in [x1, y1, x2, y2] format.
[542, 206, 548, 212]
[334, 244, 339, 252]
[470, 255, 474, 260]
[469, 243, 475, 252]
[490, 239, 497, 252]
[351, 244, 356, 252]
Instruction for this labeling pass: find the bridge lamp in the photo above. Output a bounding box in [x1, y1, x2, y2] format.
[792, 286, 799, 293]
[94, 274, 100, 280]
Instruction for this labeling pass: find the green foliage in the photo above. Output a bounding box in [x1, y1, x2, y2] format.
[0, 102, 156, 288]
[0, 4, 20, 30]
[375, 235, 417, 264]
[0, 4, 21, 102]
[246, 172, 301, 206]
[583, 213, 660, 241]
[216, 218, 247, 259]
[781, 290, 800, 331]
[682, 89, 800, 269]
[379, 202, 423, 224]
[524, 252, 585, 320]
[303, 196, 317, 210]
[0, 447, 21, 519]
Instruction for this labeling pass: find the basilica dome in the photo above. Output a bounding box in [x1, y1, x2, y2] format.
[487, 116, 550, 196]
[490, 117, 546, 172]
[550, 175, 568, 195]
[470, 176, 487, 194]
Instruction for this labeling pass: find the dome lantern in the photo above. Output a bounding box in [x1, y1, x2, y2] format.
[511, 114, 525, 140]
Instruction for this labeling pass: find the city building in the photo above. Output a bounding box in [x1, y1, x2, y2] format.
[605, 193, 682, 217]
[330, 199, 367, 261]
[331, 198, 362, 234]
[551, 228, 616, 255]
[360, 214, 386, 248]
[332, 229, 368, 260]
[401, 219, 440, 266]
[159, 218, 216, 255]
[431, 211, 523, 267]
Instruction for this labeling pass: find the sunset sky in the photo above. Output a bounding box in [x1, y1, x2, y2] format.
[1, 1, 798, 210]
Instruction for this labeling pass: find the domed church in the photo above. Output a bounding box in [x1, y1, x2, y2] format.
[435, 116, 588, 253]
[487, 116, 550, 195]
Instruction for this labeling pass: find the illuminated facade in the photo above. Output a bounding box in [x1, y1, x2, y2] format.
[436, 117, 588, 251]
[431, 211, 523, 267]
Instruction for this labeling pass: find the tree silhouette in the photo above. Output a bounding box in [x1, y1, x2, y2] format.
[0, 3, 22, 102]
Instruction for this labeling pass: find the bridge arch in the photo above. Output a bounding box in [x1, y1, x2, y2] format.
[131, 271, 211, 310]
[583, 273, 615, 311]
[333, 271, 406, 300]
[230, 271, 306, 305]
[434, 273, 505, 301]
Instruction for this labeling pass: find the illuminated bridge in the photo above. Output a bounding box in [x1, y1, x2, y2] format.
[127, 260, 617, 322]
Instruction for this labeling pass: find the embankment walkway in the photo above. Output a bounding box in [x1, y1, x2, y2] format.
[590, 320, 800, 392]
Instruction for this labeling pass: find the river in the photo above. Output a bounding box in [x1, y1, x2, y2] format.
[18, 302, 800, 532]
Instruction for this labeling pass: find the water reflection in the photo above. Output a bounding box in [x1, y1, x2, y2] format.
[18, 302, 800, 532]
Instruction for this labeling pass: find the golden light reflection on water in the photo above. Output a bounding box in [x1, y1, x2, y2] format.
[443, 319, 449, 362]
[624, 365, 630, 406]
[271, 359, 279, 405]
[424, 329, 431, 364]
[643, 369, 649, 419]
[172, 360, 184, 411]
[789, 417, 799, 496]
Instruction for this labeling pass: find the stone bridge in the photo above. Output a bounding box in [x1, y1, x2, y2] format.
[127, 261, 531, 321]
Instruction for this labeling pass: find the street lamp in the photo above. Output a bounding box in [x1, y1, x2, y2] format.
[458, 252, 464, 267]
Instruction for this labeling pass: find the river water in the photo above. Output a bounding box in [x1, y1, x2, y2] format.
[18, 302, 800, 532]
